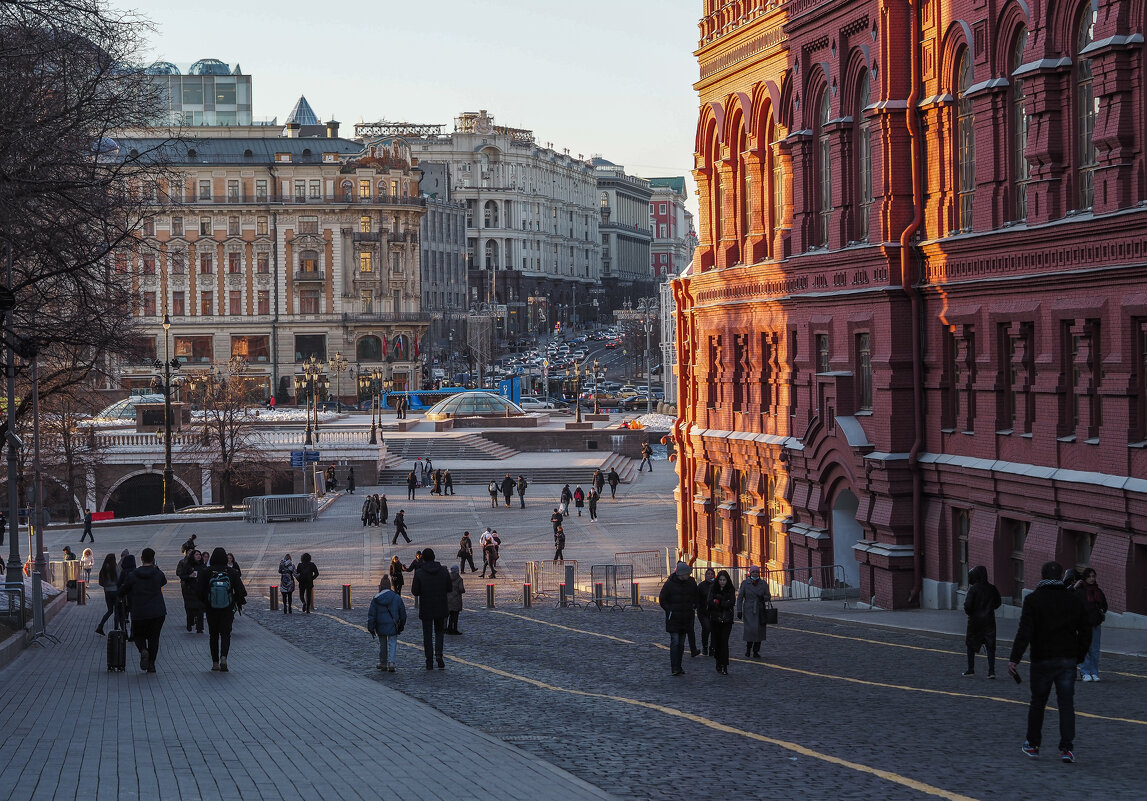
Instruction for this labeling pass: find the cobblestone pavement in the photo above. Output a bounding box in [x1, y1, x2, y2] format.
[251, 591, 1147, 801]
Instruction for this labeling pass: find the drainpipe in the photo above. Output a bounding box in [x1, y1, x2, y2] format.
[272, 210, 281, 402]
[901, 0, 926, 606]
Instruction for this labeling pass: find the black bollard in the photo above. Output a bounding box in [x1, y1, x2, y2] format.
[76, 579, 87, 606]
[342, 584, 352, 610]
[270, 585, 279, 611]
[523, 583, 532, 608]
[559, 583, 567, 608]
[486, 583, 495, 609]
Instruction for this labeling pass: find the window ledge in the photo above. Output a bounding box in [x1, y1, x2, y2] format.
[960, 430, 974, 436]
[855, 410, 874, 417]
[940, 427, 956, 434]
[996, 429, 1014, 436]
[1057, 435, 1076, 443]
[1129, 440, 1147, 449]
[1021, 433, 1033, 439]
[1084, 437, 1100, 445]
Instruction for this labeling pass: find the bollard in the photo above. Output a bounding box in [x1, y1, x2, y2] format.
[594, 582, 604, 609]
[559, 583, 567, 608]
[523, 583, 532, 608]
[486, 583, 495, 609]
[631, 582, 640, 608]
[76, 579, 87, 606]
[270, 585, 279, 611]
[342, 584, 352, 610]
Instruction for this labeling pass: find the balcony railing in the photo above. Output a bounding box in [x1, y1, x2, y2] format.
[293, 271, 325, 282]
[341, 311, 431, 324]
[153, 193, 429, 208]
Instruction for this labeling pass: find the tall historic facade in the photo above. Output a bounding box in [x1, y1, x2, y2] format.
[676, 0, 1147, 618]
[115, 125, 428, 402]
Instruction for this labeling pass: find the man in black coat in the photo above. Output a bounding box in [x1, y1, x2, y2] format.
[607, 468, 620, 499]
[550, 508, 563, 536]
[658, 561, 698, 676]
[119, 547, 167, 673]
[500, 473, 515, 508]
[411, 548, 452, 670]
[392, 510, 411, 545]
[1008, 561, 1092, 763]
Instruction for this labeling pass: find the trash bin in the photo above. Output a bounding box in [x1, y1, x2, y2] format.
[66, 579, 78, 602]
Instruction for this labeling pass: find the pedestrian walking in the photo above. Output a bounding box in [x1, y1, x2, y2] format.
[347, 467, 356, 494]
[737, 566, 770, 658]
[379, 493, 389, 525]
[444, 469, 454, 495]
[706, 569, 736, 675]
[559, 484, 572, 516]
[181, 534, 197, 555]
[196, 546, 247, 672]
[696, 568, 716, 655]
[325, 464, 337, 493]
[1075, 568, 1108, 681]
[592, 468, 605, 496]
[639, 441, 653, 472]
[432, 469, 443, 496]
[478, 528, 494, 577]
[0, 512, 6, 547]
[410, 548, 452, 670]
[550, 507, 564, 536]
[94, 553, 120, 635]
[278, 554, 296, 613]
[296, 553, 319, 613]
[118, 547, 166, 673]
[457, 532, 476, 573]
[1007, 561, 1092, 763]
[587, 487, 599, 521]
[392, 510, 411, 544]
[80, 508, 94, 543]
[388, 555, 407, 596]
[516, 474, 528, 508]
[361, 496, 372, 527]
[176, 550, 205, 633]
[487, 478, 500, 508]
[573, 485, 585, 516]
[407, 471, 418, 501]
[658, 561, 698, 676]
[553, 526, 566, 561]
[962, 565, 1002, 678]
[424, 457, 434, 487]
[367, 575, 406, 672]
[80, 548, 94, 583]
[607, 468, 620, 499]
[501, 473, 514, 507]
[446, 565, 465, 635]
[414, 457, 424, 488]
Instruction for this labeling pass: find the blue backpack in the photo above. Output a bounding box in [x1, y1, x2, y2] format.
[208, 570, 234, 609]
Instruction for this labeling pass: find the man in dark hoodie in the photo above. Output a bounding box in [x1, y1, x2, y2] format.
[658, 561, 698, 676]
[410, 547, 451, 670]
[197, 547, 248, 672]
[962, 565, 1002, 678]
[1008, 560, 1092, 763]
[118, 547, 167, 673]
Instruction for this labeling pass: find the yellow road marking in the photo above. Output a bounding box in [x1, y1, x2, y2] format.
[317, 611, 980, 801]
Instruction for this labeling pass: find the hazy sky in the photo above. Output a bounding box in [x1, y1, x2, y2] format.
[137, 0, 701, 216]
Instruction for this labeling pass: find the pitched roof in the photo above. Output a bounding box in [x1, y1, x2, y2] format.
[647, 177, 686, 194]
[114, 136, 363, 165]
[285, 95, 320, 126]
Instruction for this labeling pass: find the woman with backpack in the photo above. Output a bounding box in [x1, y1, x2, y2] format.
[278, 554, 297, 614]
[296, 553, 319, 614]
[573, 486, 586, 517]
[197, 547, 247, 672]
[488, 479, 500, 508]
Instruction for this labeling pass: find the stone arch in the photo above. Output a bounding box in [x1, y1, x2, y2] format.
[995, 1, 1032, 72]
[102, 469, 199, 517]
[939, 20, 975, 91]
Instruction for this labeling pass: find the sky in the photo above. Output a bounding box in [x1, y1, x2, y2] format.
[135, 0, 702, 218]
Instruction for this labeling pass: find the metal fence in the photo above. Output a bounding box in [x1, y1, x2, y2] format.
[524, 560, 576, 600]
[688, 563, 854, 602]
[0, 582, 26, 629]
[243, 494, 318, 523]
[588, 564, 635, 611]
[613, 549, 671, 581]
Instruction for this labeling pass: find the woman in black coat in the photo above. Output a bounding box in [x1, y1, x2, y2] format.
[706, 569, 736, 675]
[695, 567, 716, 656]
[388, 556, 406, 595]
[296, 553, 319, 613]
[962, 565, 1002, 678]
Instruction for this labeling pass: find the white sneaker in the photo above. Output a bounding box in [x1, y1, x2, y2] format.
[1091, 674, 1100, 682]
[1081, 674, 1093, 682]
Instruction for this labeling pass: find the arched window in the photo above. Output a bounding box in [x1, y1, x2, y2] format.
[1075, 0, 1098, 210]
[956, 49, 976, 231]
[356, 335, 382, 362]
[770, 119, 784, 243]
[484, 200, 499, 228]
[855, 71, 873, 242]
[816, 89, 832, 247]
[484, 239, 499, 269]
[1011, 27, 1030, 221]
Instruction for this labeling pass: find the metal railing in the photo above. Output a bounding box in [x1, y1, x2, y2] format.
[0, 582, 26, 629]
[688, 563, 855, 602]
[243, 494, 318, 523]
[523, 560, 576, 600]
[613, 549, 671, 580]
[587, 564, 634, 611]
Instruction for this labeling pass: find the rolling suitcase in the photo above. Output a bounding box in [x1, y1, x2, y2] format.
[107, 620, 127, 672]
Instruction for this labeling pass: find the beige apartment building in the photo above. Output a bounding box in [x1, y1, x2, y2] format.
[114, 123, 428, 403]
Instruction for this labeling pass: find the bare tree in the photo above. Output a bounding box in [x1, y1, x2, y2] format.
[186, 362, 277, 511]
[0, 1, 177, 427]
[37, 386, 104, 523]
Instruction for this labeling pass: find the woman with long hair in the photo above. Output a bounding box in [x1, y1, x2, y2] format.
[94, 553, 119, 635]
[706, 570, 736, 675]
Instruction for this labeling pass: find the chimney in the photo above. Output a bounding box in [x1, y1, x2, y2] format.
[285, 122, 300, 138]
[326, 119, 340, 139]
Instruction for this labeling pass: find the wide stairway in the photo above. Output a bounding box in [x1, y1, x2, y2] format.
[384, 433, 518, 461]
[376, 450, 637, 486]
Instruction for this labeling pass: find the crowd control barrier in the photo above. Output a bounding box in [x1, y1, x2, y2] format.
[244, 494, 318, 523]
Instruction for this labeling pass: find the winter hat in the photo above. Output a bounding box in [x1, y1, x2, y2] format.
[749, 566, 761, 578]
[675, 561, 690, 577]
[422, 547, 436, 563]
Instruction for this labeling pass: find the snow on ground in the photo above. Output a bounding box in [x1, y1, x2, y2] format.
[631, 412, 676, 429]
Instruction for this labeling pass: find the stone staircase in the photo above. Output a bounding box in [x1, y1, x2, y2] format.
[383, 433, 518, 461]
[376, 450, 637, 486]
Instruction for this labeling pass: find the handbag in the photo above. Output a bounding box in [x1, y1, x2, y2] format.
[763, 596, 778, 625]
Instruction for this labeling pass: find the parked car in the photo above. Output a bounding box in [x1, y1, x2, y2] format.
[517, 396, 556, 411]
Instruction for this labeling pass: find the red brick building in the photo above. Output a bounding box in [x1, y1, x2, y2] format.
[674, 0, 1147, 618]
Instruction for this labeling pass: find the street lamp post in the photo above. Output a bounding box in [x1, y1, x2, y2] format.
[592, 358, 602, 415]
[566, 361, 583, 424]
[301, 355, 324, 446]
[368, 367, 384, 444]
[155, 313, 181, 513]
[328, 352, 349, 409]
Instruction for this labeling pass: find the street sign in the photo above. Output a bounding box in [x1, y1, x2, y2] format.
[290, 450, 321, 467]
